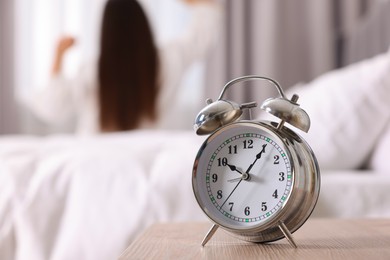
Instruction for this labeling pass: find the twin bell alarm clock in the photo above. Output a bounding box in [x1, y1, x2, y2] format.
[192, 75, 320, 247]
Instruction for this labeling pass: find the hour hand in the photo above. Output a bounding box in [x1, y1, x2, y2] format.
[226, 163, 243, 175]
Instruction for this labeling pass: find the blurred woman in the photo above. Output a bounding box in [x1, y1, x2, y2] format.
[24, 0, 221, 134]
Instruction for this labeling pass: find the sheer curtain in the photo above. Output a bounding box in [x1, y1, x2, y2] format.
[14, 0, 106, 96]
[13, 0, 106, 133]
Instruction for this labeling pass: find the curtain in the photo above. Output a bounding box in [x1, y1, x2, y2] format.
[14, 0, 107, 95]
[0, 0, 19, 134]
[12, 0, 107, 134]
[343, 0, 390, 65]
[204, 0, 389, 118]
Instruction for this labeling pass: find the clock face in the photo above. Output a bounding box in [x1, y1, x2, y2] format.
[193, 122, 294, 230]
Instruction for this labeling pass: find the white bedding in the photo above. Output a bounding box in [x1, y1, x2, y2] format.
[0, 131, 206, 260]
[0, 131, 389, 260]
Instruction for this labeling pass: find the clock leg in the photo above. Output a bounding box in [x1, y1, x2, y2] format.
[201, 224, 219, 246]
[278, 221, 297, 248]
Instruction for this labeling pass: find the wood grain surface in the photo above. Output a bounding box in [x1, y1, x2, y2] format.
[119, 219, 390, 259]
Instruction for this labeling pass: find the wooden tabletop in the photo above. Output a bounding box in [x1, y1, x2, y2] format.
[119, 219, 390, 259]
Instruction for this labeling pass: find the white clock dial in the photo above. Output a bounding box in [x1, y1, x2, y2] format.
[194, 123, 293, 230]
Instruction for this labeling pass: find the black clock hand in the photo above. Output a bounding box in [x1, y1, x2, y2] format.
[220, 179, 243, 209]
[226, 163, 244, 175]
[245, 144, 267, 173]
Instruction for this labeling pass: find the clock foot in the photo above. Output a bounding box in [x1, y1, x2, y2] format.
[278, 221, 297, 248]
[201, 224, 219, 246]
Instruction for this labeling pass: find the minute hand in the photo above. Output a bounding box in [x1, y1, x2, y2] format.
[245, 144, 267, 173]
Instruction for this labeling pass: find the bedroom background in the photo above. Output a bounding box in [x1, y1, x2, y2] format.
[0, 1, 389, 259]
[1, 0, 389, 135]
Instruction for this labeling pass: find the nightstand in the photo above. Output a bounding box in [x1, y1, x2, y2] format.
[119, 219, 390, 259]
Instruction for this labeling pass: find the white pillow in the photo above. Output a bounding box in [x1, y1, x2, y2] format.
[284, 47, 390, 170]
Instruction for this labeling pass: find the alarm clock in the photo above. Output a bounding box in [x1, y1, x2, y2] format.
[192, 75, 320, 247]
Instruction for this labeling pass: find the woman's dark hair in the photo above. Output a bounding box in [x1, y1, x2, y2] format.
[98, 0, 159, 131]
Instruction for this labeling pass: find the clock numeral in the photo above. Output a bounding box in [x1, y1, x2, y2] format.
[243, 139, 253, 149]
[228, 145, 237, 154]
[274, 155, 280, 164]
[229, 202, 234, 211]
[261, 202, 267, 211]
[279, 172, 285, 181]
[272, 189, 278, 199]
[217, 157, 228, 166]
[212, 173, 218, 183]
[244, 206, 250, 216]
[217, 190, 223, 199]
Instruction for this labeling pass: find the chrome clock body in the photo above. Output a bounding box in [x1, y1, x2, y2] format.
[191, 75, 321, 247]
[192, 121, 320, 244]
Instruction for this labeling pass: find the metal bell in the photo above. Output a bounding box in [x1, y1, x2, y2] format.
[194, 99, 242, 135]
[260, 94, 311, 132]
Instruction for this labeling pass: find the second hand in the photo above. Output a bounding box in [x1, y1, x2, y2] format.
[220, 179, 243, 209]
